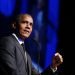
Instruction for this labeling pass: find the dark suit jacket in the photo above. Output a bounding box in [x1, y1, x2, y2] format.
[0, 34, 62, 75]
[0, 35, 38, 75]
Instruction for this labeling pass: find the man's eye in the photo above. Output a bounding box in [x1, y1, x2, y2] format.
[21, 21, 28, 23]
[30, 23, 33, 26]
[21, 21, 33, 26]
[25, 21, 28, 24]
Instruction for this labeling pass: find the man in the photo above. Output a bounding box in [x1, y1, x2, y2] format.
[0, 14, 63, 75]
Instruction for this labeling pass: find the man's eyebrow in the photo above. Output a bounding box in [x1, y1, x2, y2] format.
[21, 20, 33, 25]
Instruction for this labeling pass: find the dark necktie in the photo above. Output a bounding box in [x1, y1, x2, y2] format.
[21, 43, 28, 74]
[21, 43, 25, 52]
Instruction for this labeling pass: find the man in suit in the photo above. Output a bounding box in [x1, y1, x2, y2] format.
[0, 14, 63, 75]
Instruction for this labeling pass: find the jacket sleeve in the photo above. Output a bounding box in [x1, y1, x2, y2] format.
[41, 66, 59, 75]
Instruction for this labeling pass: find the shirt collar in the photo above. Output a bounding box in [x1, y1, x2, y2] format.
[12, 33, 24, 45]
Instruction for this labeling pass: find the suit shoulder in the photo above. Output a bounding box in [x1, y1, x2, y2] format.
[0, 35, 16, 52]
[0, 35, 16, 48]
[0, 35, 15, 43]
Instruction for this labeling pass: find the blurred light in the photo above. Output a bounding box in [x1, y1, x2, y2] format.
[32, 61, 43, 73]
[48, 0, 60, 29]
[0, 0, 16, 16]
[20, 0, 28, 13]
[45, 25, 57, 68]
[44, 0, 60, 68]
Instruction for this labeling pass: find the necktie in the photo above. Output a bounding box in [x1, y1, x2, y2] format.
[21, 43, 28, 73]
[21, 43, 27, 63]
[21, 43, 25, 52]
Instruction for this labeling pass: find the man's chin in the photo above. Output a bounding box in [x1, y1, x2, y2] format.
[23, 35, 30, 38]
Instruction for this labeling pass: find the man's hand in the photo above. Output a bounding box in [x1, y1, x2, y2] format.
[51, 52, 63, 69]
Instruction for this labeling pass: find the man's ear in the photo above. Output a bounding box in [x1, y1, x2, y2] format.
[12, 23, 16, 29]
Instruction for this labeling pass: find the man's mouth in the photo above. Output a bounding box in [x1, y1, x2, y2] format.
[24, 30, 30, 33]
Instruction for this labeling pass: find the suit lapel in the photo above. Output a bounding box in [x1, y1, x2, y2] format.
[11, 35, 32, 75]
[10, 35, 27, 65]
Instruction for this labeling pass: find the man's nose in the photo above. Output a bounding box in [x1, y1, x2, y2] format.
[26, 24, 30, 29]
[26, 23, 31, 27]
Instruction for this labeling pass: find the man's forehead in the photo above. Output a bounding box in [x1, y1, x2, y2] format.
[18, 14, 33, 22]
[19, 14, 32, 19]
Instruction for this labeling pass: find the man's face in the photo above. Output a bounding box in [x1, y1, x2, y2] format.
[17, 15, 33, 39]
